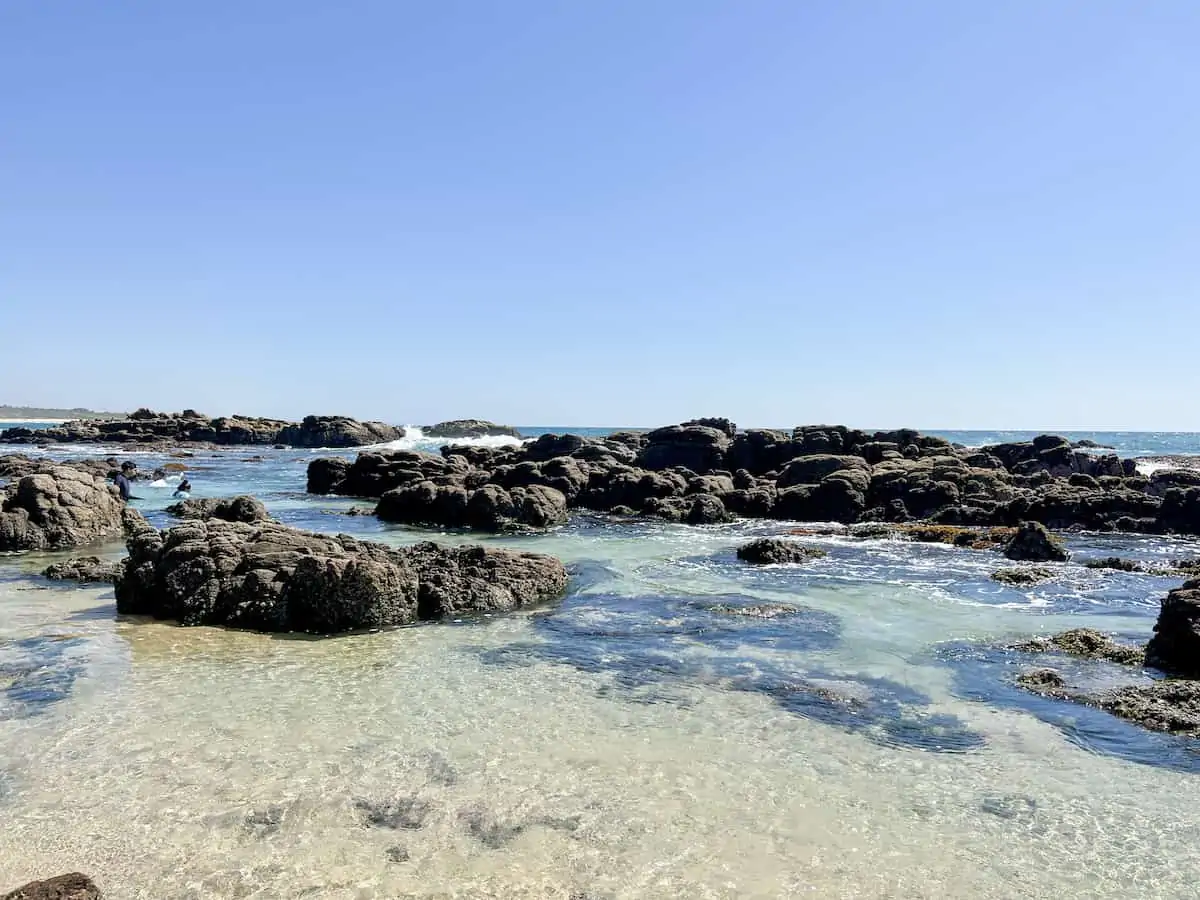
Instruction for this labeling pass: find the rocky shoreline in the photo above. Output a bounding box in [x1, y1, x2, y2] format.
[2, 415, 1199, 754]
[304, 418, 1200, 536]
[0, 410, 521, 449]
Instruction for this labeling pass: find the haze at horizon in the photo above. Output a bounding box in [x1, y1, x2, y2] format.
[3, 1, 1198, 430]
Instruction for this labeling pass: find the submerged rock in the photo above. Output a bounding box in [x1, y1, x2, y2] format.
[1, 873, 102, 899]
[735, 538, 827, 565]
[703, 602, 806, 619]
[991, 566, 1056, 586]
[896, 524, 1015, 549]
[1015, 667, 1067, 694]
[114, 517, 568, 633]
[1003, 521, 1069, 562]
[1012, 628, 1145, 666]
[42, 556, 121, 584]
[1083, 556, 1145, 573]
[0, 467, 125, 551]
[1145, 578, 1200, 677]
[166, 495, 270, 523]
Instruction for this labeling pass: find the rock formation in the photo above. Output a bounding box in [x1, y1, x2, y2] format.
[1145, 577, 1200, 677]
[735, 537, 827, 564]
[114, 515, 568, 633]
[1003, 522, 1070, 562]
[424, 420, 521, 439]
[0, 411, 401, 448]
[166, 495, 271, 523]
[42, 556, 122, 583]
[1, 873, 102, 900]
[295, 418, 1200, 536]
[0, 467, 125, 551]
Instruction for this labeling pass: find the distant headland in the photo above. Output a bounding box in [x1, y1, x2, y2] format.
[0, 405, 125, 422]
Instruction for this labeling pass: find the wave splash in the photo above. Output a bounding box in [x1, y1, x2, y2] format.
[366, 425, 527, 453]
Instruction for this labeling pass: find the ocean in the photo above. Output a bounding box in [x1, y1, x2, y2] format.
[1, 426, 1199, 897]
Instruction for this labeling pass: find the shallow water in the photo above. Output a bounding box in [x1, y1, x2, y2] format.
[2, 440, 1200, 897]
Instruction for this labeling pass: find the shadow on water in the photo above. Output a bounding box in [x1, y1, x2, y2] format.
[479, 576, 984, 754]
[936, 641, 1200, 773]
[0, 634, 87, 720]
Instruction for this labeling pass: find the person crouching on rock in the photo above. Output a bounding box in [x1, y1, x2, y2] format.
[114, 462, 137, 502]
[173, 477, 192, 497]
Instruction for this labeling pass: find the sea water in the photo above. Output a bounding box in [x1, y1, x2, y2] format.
[2, 430, 1200, 898]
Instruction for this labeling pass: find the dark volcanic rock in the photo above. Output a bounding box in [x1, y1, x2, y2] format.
[307, 457, 351, 495]
[0, 411, 399, 448]
[1012, 628, 1145, 666]
[275, 415, 401, 448]
[166, 495, 270, 523]
[1015, 668, 1067, 694]
[685, 493, 729, 525]
[298, 419, 1200, 537]
[637, 425, 731, 474]
[1091, 680, 1200, 735]
[1083, 556, 1144, 573]
[736, 538, 827, 565]
[1003, 521, 1069, 562]
[376, 481, 470, 529]
[1145, 578, 1200, 677]
[42, 556, 121, 583]
[466, 484, 569, 532]
[1, 873, 102, 900]
[991, 566, 1055, 586]
[425, 419, 521, 439]
[114, 518, 567, 633]
[0, 467, 125, 551]
[776, 454, 868, 488]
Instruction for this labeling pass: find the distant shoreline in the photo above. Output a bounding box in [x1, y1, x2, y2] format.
[0, 418, 67, 424]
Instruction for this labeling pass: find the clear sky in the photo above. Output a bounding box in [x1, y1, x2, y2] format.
[3, 1, 1198, 429]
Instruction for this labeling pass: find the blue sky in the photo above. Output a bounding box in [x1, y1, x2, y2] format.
[3, 1, 1198, 429]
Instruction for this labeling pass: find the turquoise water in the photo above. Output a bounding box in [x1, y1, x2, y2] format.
[2, 430, 1200, 897]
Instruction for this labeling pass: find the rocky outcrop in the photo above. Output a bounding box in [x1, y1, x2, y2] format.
[166, 495, 270, 523]
[1, 873, 102, 899]
[0, 467, 125, 551]
[424, 420, 521, 439]
[114, 517, 568, 633]
[1145, 577, 1200, 677]
[274, 415, 401, 448]
[736, 538, 827, 564]
[375, 481, 568, 532]
[1012, 628, 1144, 666]
[1090, 680, 1200, 735]
[0, 411, 401, 448]
[637, 424, 732, 472]
[1003, 522, 1069, 562]
[301, 419, 1200, 537]
[991, 566, 1055, 585]
[1016, 666, 1200, 736]
[42, 556, 121, 583]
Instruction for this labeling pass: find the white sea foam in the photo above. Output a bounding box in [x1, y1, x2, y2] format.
[366, 425, 528, 453]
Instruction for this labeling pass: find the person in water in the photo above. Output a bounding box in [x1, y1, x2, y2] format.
[114, 463, 136, 502]
[173, 477, 192, 497]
